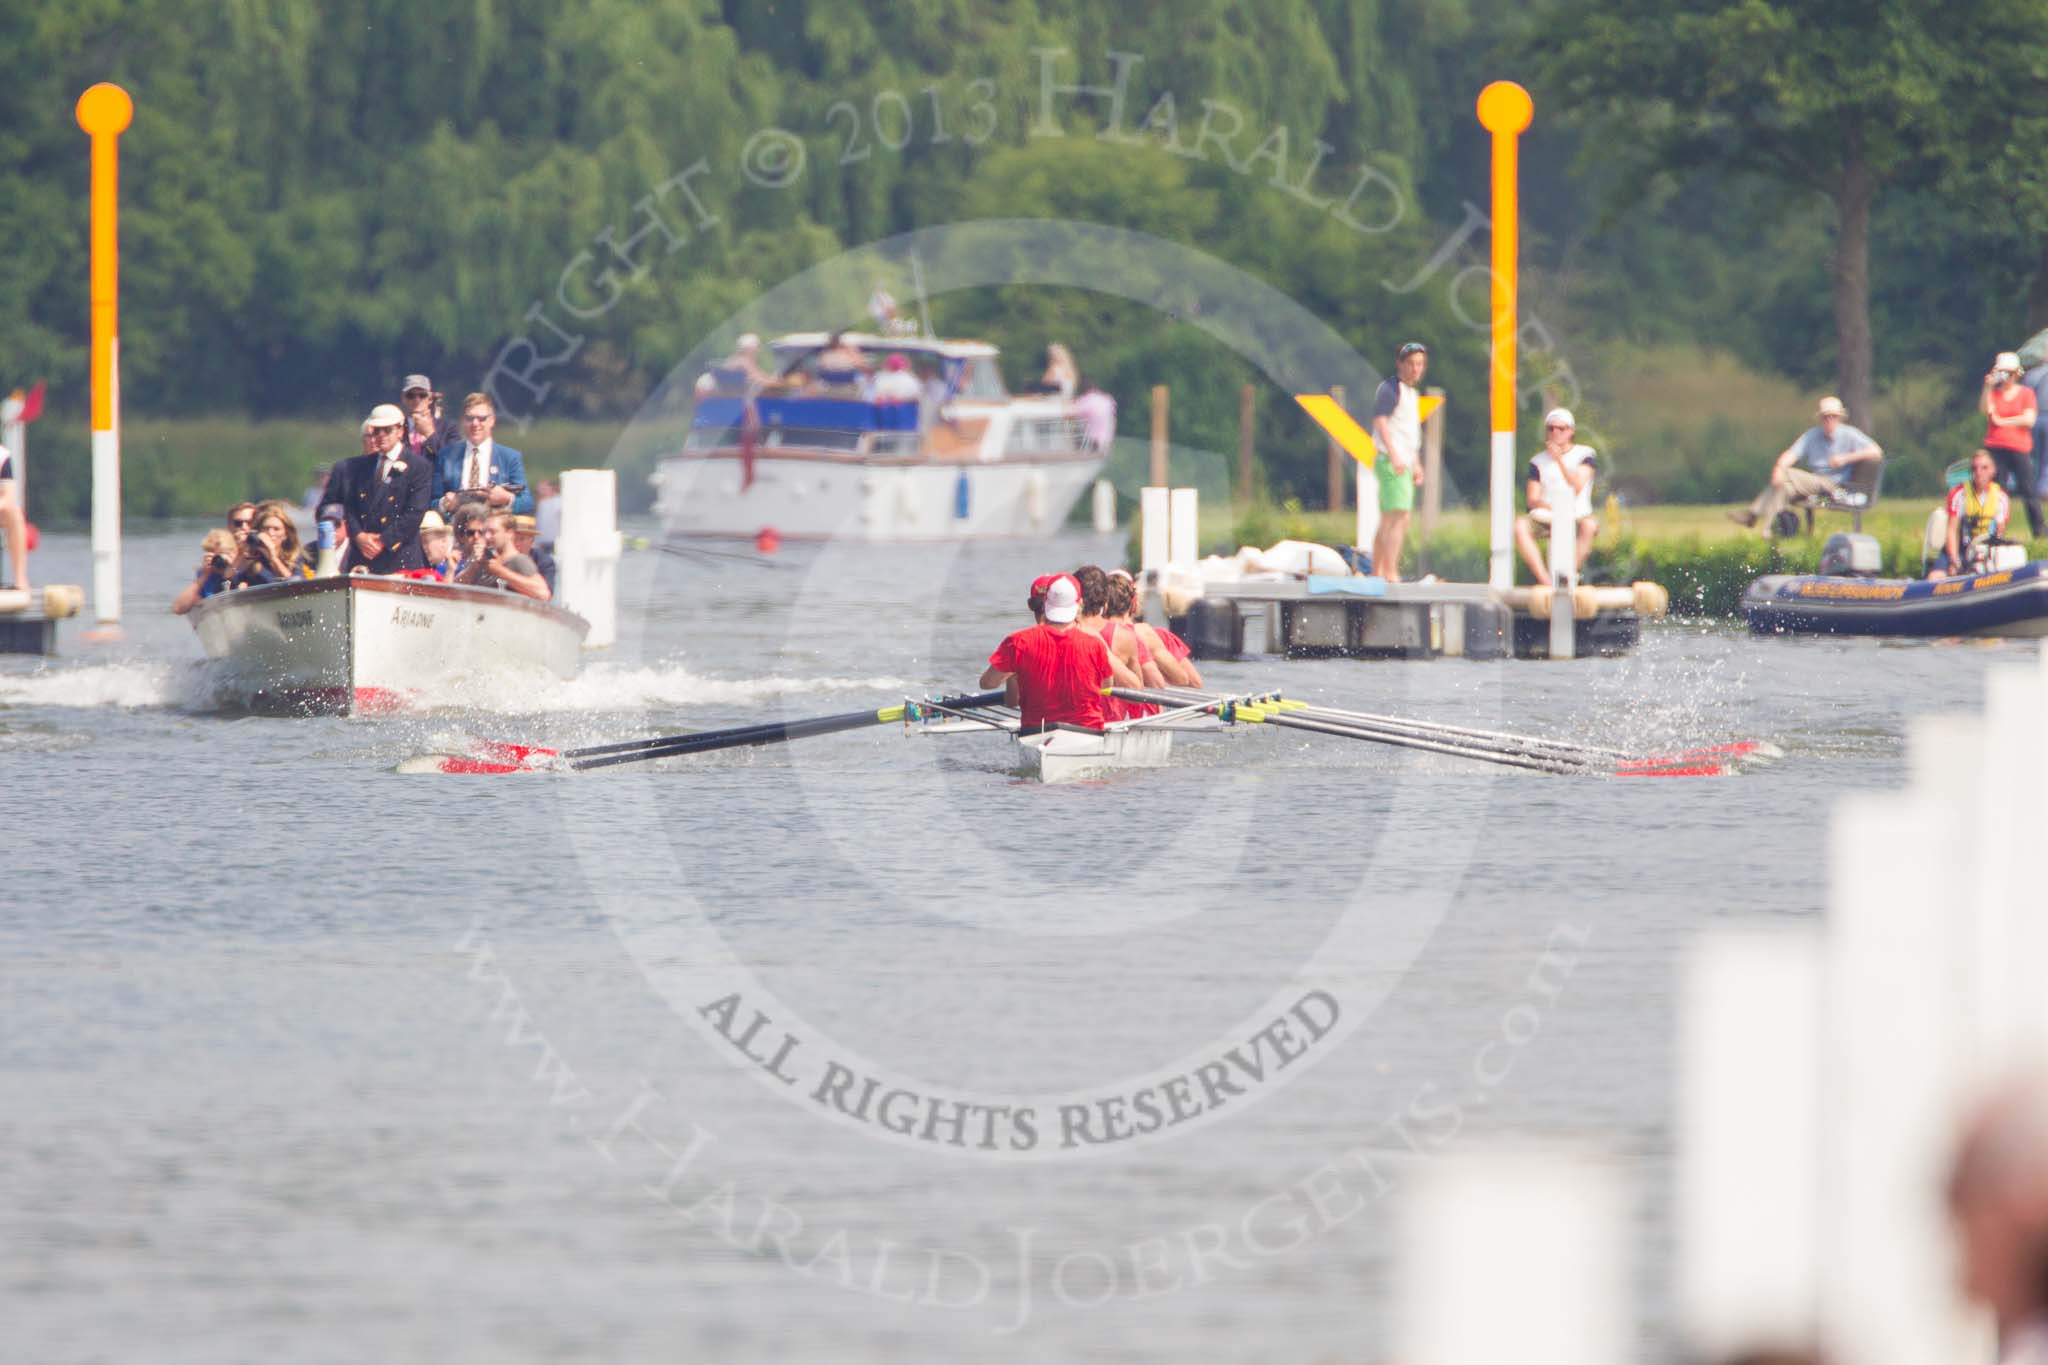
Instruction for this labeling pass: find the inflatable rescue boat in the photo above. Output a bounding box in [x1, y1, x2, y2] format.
[1744, 534, 2048, 638]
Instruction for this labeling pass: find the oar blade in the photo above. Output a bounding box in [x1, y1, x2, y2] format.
[396, 753, 538, 775]
[1613, 759, 1730, 778]
[470, 738, 560, 763]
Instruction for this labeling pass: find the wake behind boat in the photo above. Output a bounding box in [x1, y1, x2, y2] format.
[188, 574, 588, 715]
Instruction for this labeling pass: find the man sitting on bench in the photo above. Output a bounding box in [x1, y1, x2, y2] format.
[1729, 396, 1883, 539]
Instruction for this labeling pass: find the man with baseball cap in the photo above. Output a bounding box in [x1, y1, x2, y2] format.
[399, 373, 456, 461]
[1729, 394, 1883, 538]
[980, 574, 1115, 731]
[1983, 351, 2044, 537]
[1026, 573, 1057, 622]
[1369, 341, 1429, 580]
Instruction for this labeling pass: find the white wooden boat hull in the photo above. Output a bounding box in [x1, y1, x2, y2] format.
[1014, 726, 1175, 783]
[187, 577, 589, 715]
[654, 452, 1104, 541]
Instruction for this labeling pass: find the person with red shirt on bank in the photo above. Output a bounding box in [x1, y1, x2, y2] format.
[1982, 351, 2044, 538]
[981, 575, 1125, 732]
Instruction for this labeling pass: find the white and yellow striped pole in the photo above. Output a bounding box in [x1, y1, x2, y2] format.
[1477, 82, 1532, 591]
[77, 83, 132, 626]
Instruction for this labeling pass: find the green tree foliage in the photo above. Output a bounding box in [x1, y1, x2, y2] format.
[3, 0, 2046, 523]
[1528, 0, 2048, 427]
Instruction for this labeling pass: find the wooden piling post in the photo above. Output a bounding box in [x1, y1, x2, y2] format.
[1326, 384, 1346, 513]
[1421, 385, 1445, 537]
[1236, 383, 1255, 505]
[1149, 385, 1168, 488]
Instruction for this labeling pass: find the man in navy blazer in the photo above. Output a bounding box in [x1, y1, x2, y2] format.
[325, 404, 433, 573]
[434, 391, 535, 516]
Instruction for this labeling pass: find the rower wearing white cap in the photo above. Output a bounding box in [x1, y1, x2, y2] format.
[980, 574, 1118, 732]
[1513, 408, 1600, 585]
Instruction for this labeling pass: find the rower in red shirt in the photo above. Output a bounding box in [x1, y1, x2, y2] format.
[1108, 567, 1204, 687]
[981, 575, 1119, 731]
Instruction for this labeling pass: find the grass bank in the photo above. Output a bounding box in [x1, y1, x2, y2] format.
[1197, 499, 2048, 619]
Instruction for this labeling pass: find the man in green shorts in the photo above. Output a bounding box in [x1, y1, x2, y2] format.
[1370, 341, 1428, 580]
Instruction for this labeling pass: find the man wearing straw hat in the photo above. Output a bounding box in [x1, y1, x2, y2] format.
[1728, 395, 1882, 538]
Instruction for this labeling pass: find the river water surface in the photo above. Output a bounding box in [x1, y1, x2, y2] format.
[1, 523, 2025, 1362]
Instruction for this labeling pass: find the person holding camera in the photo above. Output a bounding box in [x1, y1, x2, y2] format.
[456, 511, 550, 601]
[399, 374, 455, 461]
[229, 501, 307, 588]
[170, 529, 244, 614]
[1982, 351, 2044, 538]
[434, 393, 532, 517]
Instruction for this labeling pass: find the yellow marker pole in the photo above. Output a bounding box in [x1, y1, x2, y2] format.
[77, 83, 132, 625]
[1476, 81, 1532, 591]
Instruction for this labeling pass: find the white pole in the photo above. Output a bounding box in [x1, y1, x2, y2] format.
[93, 343, 121, 623]
[1819, 792, 1977, 1365]
[555, 468, 621, 649]
[1167, 487, 1198, 570]
[1399, 1146, 1627, 1365]
[1979, 653, 2048, 1054]
[1090, 478, 1116, 533]
[1678, 927, 1824, 1359]
[1489, 431, 1514, 589]
[1547, 484, 1575, 659]
[1355, 459, 1379, 558]
[1139, 486, 1169, 574]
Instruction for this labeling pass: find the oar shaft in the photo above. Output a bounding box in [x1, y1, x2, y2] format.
[569, 708, 893, 770]
[1276, 704, 1605, 768]
[1253, 708, 1590, 774]
[1116, 687, 1600, 769]
[1111, 686, 1598, 774]
[567, 689, 1006, 771]
[565, 708, 873, 760]
[1153, 686, 1626, 760]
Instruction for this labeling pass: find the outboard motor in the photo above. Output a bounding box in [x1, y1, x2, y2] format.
[1818, 531, 1882, 578]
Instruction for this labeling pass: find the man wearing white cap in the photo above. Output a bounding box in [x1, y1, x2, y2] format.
[1983, 351, 2044, 537]
[980, 573, 1115, 732]
[1729, 395, 1882, 537]
[324, 403, 432, 573]
[1513, 408, 1599, 584]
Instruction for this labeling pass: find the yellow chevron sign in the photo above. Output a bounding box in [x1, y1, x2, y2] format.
[1295, 392, 1444, 468]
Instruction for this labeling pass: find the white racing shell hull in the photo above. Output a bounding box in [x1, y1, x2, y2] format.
[187, 577, 589, 715]
[1014, 726, 1175, 783]
[654, 452, 1104, 541]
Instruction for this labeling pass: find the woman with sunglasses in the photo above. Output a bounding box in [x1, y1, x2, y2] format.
[230, 500, 310, 587]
